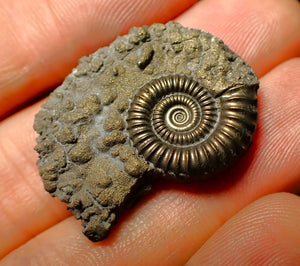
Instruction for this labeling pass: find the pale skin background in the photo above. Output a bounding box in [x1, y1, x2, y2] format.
[0, 0, 300, 264]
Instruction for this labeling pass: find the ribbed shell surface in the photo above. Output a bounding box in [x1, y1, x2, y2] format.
[128, 75, 258, 176]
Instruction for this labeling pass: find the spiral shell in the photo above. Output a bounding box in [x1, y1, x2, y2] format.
[128, 74, 258, 176]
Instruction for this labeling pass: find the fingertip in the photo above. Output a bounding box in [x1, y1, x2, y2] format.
[176, 0, 300, 76]
[187, 192, 300, 265]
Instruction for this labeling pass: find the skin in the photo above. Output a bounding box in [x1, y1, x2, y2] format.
[0, 0, 300, 264]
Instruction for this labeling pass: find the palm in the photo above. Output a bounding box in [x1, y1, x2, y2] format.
[1, 0, 300, 264]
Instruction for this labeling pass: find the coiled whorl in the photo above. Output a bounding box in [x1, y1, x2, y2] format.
[127, 74, 257, 176]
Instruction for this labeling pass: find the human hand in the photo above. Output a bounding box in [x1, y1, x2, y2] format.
[1, 0, 300, 264]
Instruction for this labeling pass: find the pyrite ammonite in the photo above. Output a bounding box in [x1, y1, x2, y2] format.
[34, 22, 259, 241]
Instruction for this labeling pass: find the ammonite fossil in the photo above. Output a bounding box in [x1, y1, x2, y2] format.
[34, 22, 259, 241]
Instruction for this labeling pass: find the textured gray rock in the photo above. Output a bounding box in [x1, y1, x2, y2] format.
[34, 21, 259, 241]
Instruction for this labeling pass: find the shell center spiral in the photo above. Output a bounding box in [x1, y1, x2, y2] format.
[153, 94, 200, 134]
[167, 105, 189, 127]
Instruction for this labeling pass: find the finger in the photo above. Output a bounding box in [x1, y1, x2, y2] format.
[177, 0, 300, 77]
[1, 57, 300, 264]
[0, 0, 197, 119]
[2, 0, 300, 120]
[186, 193, 300, 265]
[4, 193, 300, 265]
